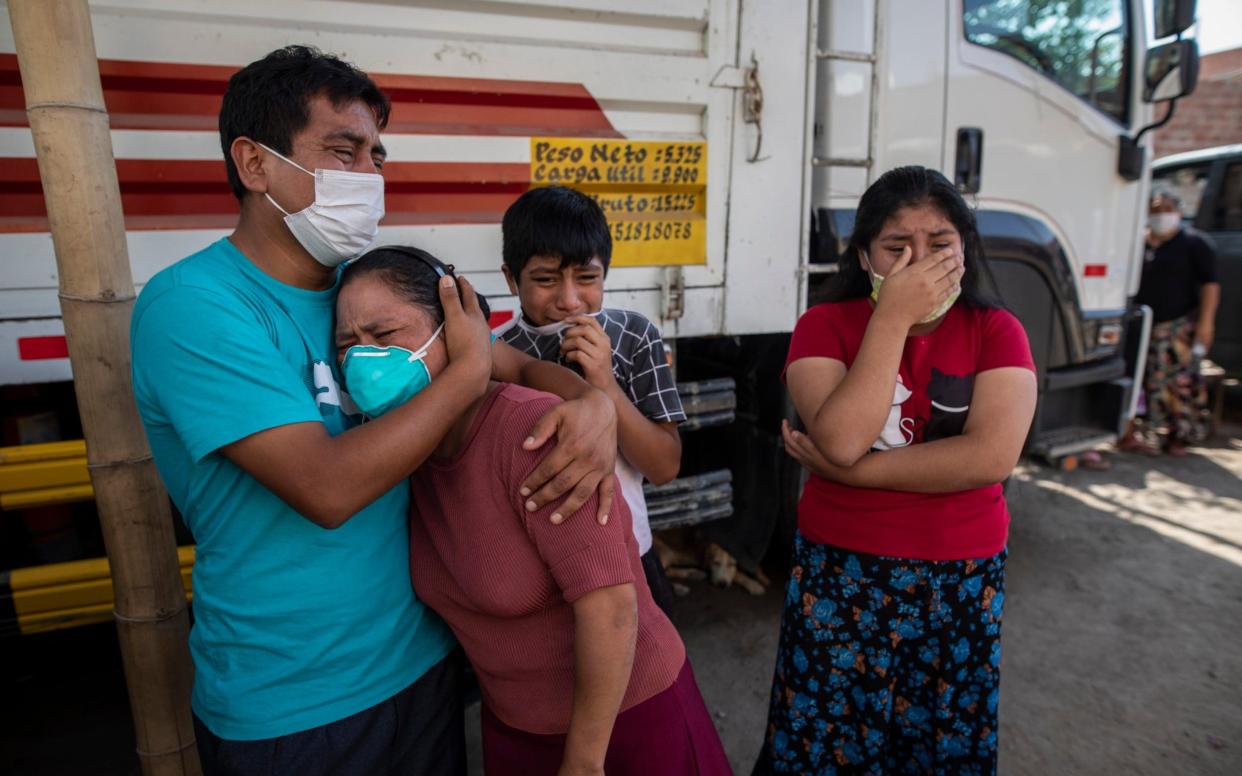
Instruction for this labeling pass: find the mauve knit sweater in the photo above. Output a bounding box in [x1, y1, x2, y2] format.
[408, 383, 685, 735]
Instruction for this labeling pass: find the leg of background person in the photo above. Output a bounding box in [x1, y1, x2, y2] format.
[1145, 322, 1176, 448]
[1168, 318, 1212, 447]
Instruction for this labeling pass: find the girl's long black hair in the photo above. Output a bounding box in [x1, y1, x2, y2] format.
[820, 165, 998, 309]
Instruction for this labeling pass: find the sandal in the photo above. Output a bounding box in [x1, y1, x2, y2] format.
[1080, 450, 1112, 470]
[1117, 431, 1160, 456]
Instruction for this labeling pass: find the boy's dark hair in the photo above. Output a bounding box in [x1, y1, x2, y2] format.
[340, 245, 490, 326]
[502, 186, 612, 279]
[821, 165, 998, 310]
[219, 45, 391, 201]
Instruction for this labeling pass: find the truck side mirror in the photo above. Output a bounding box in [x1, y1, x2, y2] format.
[1152, 0, 1196, 40]
[1144, 39, 1200, 103]
[1119, 38, 1200, 180]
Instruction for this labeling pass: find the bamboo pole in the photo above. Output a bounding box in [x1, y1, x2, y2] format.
[8, 2, 200, 773]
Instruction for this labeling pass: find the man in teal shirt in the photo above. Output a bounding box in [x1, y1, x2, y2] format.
[131, 45, 617, 775]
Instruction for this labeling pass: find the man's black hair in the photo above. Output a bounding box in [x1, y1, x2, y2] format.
[819, 165, 999, 310]
[501, 186, 612, 279]
[219, 45, 391, 201]
[340, 245, 490, 326]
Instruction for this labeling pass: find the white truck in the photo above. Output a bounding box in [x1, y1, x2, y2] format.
[0, 0, 1198, 633]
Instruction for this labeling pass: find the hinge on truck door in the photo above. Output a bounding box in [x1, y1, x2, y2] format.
[710, 53, 766, 163]
[661, 266, 685, 321]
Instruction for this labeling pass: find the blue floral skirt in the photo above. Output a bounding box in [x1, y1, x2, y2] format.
[755, 533, 1006, 776]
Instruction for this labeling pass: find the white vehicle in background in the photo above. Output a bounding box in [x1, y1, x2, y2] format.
[0, 0, 1199, 634]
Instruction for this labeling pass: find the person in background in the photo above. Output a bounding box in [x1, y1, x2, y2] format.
[1120, 192, 1220, 457]
[755, 166, 1037, 775]
[130, 46, 618, 775]
[334, 246, 730, 775]
[493, 186, 686, 615]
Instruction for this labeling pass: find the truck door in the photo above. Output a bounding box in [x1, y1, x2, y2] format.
[944, 0, 1145, 374]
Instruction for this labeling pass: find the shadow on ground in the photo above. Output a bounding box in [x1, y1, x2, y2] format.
[5, 428, 1242, 775]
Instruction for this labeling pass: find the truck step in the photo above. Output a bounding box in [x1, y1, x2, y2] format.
[1029, 426, 1118, 463]
[676, 378, 735, 395]
[676, 379, 736, 431]
[646, 468, 733, 531]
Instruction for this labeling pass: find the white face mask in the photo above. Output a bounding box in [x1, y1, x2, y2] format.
[1148, 212, 1181, 237]
[516, 311, 603, 337]
[259, 143, 385, 268]
[517, 318, 573, 337]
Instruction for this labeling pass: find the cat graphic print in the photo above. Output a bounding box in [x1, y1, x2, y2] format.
[871, 369, 975, 450]
[873, 376, 915, 449]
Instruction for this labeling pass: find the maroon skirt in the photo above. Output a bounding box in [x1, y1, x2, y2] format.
[480, 659, 732, 775]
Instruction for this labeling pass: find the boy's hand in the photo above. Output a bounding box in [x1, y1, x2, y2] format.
[561, 315, 616, 391]
[520, 389, 618, 525]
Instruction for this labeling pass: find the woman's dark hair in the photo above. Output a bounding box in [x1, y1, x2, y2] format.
[502, 186, 613, 278]
[219, 45, 391, 201]
[339, 246, 490, 326]
[821, 166, 997, 309]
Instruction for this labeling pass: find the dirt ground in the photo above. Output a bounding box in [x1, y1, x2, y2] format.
[4, 426, 1241, 775]
[626, 422, 1242, 776]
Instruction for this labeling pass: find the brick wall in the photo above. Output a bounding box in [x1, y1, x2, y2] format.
[1151, 48, 1242, 159]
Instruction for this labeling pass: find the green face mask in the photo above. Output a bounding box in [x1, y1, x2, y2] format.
[341, 324, 443, 417]
[863, 250, 960, 324]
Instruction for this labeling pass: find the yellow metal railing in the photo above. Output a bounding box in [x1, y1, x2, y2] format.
[1, 439, 194, 636]
[0, 439, 94, 510]
[2, 547, 195, 636]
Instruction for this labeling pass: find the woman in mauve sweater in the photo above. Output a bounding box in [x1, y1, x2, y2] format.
[334, 246, 731, 776]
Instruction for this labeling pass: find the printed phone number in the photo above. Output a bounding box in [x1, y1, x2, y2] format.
[611, 221, 695, 242]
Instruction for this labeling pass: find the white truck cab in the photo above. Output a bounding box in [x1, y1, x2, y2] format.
[810, 0, 1200, 464]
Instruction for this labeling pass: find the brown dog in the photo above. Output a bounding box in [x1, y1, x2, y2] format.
[654, 534, 770, 596]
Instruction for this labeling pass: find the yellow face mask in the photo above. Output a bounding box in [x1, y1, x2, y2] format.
[863, 250, 960, 324]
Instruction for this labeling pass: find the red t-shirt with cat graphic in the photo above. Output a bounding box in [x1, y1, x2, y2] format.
[785, 298, 1035, 561]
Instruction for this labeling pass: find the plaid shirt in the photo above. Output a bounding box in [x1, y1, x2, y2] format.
[494, 309, 686, 424]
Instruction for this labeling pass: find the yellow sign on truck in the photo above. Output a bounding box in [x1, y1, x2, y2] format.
[529, 137, 707, 267]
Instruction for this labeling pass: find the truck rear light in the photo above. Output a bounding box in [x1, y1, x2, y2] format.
[1097, 323, 1122, 347]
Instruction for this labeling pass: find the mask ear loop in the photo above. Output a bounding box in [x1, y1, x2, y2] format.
[405, 323, 446, 361]
[859, 249, 879, 281]
[257, 142, 315, 176]
[257, 142, 315, 217]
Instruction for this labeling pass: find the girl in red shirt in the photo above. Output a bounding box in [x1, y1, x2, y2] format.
[755, 167, 1037, 775]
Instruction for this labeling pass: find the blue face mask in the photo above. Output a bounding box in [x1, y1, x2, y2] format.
[341, 324, 444, 417]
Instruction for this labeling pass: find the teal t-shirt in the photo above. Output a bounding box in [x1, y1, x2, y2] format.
[130, 238, 454, 741]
